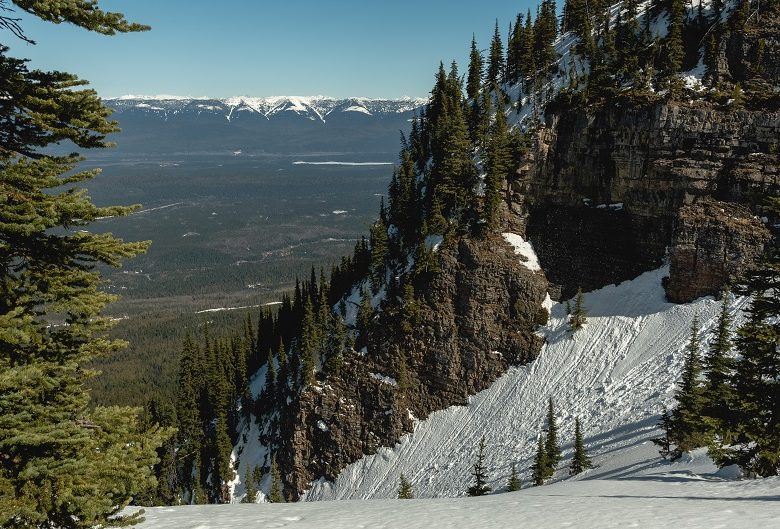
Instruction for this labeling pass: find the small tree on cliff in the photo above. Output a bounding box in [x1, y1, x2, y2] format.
[569, 288, 587, 331]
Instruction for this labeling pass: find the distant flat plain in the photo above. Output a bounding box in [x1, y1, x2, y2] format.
[86, 152, 392, 404]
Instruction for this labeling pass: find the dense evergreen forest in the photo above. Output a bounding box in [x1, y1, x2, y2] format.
[136, 0, 780, 505]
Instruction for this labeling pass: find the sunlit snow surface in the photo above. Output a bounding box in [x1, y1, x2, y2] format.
[136, 267, 780, 526]
[138, 475, 779, 528]
[502, 232, 542, 272]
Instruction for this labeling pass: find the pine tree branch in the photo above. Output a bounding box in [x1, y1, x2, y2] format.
[0, 2, 34, 43]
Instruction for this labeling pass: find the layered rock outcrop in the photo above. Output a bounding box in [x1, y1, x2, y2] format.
[278, 234, 548, 499]
[666, 200, 771, 303]
[514, 101, 780, 301]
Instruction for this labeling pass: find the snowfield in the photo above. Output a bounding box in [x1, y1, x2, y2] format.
[137, 474, 780, 528]
[135, 266, 780, 527]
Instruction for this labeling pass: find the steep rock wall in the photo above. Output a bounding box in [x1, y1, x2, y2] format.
[515, 101, 779, 300]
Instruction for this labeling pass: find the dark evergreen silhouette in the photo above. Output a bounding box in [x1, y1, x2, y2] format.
[569, 418, 593, 475]
[467, 436, 492, 496]
[531, 435, 548, 486]
[569, 288, 587, 331]
[653, 407, 674, 459]
[507, 462, 522, 491]
[269, 456, 284, 503]
[487, 20, 505, 87]
[668, 317, 708, 458]
[544, 398, 562, 478]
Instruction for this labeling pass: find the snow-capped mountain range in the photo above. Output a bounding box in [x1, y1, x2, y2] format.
[106, 95, 426, 123]
[101, 95, 425, 156]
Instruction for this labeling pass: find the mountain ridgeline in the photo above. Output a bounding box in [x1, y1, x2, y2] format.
[139, 0, 780, 504]
[102, 96, 425, 156]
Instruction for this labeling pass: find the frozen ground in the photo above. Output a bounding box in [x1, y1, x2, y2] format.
[136, 266, 780, 527]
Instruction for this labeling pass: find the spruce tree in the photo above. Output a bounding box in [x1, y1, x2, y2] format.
[397, 473, 414, 499]
[369, 216, 389, 293]
[299, 297, 317, 387]
[0, 3, 174, 527]
[467, 34, 484, 101]
[702, 288, 735, 439]
[265, 346, 277, 394]
[664, 0, 686, 81]
[715, 217, 780, 476]
[669, 317, 708, 458]
[531, 435, 548, 486]
[569, 288, 587, 331]
[520, 10, 536, 84]
[507, 462, 522, 491]
[242, 467, 257, 503]
[544, 398, 562, 478]
[323, 312, 346, 377]
[467, 436, 492, 496]
[356, 287, 373, 349]
[534, 0, 558, 73]
[484, 89, 512, 231]
[569, 418, 593, 475]
[487, 20, 505, 87]
[653, 406, 674, 459]
[277, 337, 288, 397]
[268, 456, 284, 503]
[703, 32, 719, 87]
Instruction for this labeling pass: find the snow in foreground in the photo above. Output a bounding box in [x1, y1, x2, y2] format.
[137, 472, 780, 528]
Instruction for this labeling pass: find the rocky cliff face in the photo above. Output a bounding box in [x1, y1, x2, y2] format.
[277, 234, 548, 499]
[666, 200, 771, 303]
[513, 101, 779, 301]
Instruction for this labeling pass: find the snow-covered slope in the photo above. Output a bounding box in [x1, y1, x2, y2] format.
[301, 266, 750, 500]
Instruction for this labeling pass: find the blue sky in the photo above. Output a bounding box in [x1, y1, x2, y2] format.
[8, 0, 538, 99]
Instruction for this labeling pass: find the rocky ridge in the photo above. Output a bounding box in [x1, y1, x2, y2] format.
[275, 234, 549, 499]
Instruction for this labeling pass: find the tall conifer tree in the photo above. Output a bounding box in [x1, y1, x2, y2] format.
[544, 398, 562, 478]
[569, 418, 593, 475]
[669, 317, 708, 458]
[484, 90, 512, 230]
[0, 3, 173, 526]
[488, 20, 505, 87]
[531, 435, 548, 486]
[467, 34, 484, 101]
